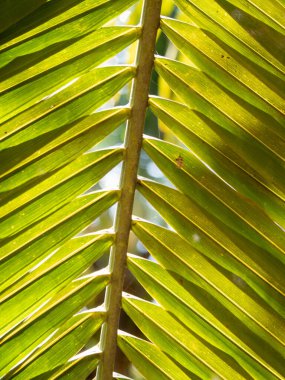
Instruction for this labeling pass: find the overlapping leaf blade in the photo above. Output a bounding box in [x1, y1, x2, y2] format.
[121, 0, 284, 378]
[0, 108, 128, 204]
[120, 0, 285, 378]
[7, 310, 104, 380]
[0, 0, 140, 378]
[142, 137, 285, 262]
[1, 0, 284, 378]
[51, 349, 101, 380]
[1, 149, 123, 238]
[1, 234, 112, 332]
[173, 0, 285, 75]
[155, 57, 285, 157]
[149, 96, 285, 209]
[118, 332, 191, 380]
[123, 294, 251, 379]
[0, 272, 108, 376]
[1, 27, 139, 121]
[129, 226, 284, 378]
[160, 17, 285, 120]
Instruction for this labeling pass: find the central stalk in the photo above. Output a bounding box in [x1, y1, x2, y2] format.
[95, 1, 162, 379]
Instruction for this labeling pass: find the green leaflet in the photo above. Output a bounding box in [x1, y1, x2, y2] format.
[122, 294, 248, 380]
[160, 17, 285, 122]
[127, 248, 283, 378]
[1, 0, 284, 378]
[1, 234, 112, 331]
[0, 273, 108, 376]
[149, 96, 285, 206]
[0, 108, 128, 200]
[118, 332, 191, 380]
[155, 57, 285, 155]
[173, 0, 285, 75]
[8, 311, 104, 380]
[0, 190, 119, 291]
[137, 179, 285, 350]
[1, 149, 123, 237]
[1, 27, 139, 121]
[51, 350, 100, 380]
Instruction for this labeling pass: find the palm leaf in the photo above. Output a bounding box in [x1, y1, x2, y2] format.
[1, 0, 284, 379]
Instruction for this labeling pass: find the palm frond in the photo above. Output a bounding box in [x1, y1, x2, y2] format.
[1, 0, 284, 379]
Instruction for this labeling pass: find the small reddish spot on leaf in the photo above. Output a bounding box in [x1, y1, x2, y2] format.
[175, 155, 183, 168]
